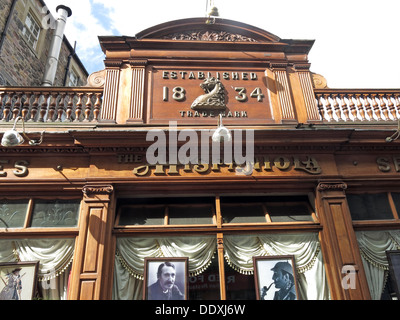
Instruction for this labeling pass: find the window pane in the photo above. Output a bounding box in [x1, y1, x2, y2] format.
[169, 205, 213, 225]
[266, 203, 313, 222]
[118, 206, 165, 226]
[390, 193, 400, 218]
[23, 13, 40, 50]
[225, 261, 256, 300]
[31, 200, 80, 228]
[0, 200, 29, 228]
[221, 203, 265, 223]
[347, 194, 393, 221]
[189, 255, 220, 300]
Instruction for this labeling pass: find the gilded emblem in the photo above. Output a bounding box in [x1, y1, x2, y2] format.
[191, 77, 226, 110]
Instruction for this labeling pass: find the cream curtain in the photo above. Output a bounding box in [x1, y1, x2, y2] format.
[224, 233, 329, 300]
[113, 236, 217, 300]
[0, 239, 75, 300]
[356, 230, 400, 300]
[114, 233, 329, 300]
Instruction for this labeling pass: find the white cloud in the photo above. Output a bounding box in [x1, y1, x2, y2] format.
[44, 0, 399, 88]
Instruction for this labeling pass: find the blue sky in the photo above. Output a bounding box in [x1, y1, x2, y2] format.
[44, 0, 400, 89]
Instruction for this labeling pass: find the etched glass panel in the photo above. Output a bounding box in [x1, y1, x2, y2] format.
[0, 200, 29, 228]
[31, 200, 80, 228]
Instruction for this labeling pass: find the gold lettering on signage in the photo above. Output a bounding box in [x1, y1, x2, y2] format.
[377, 156, 400, 173]
[0, 160, 8, 177]
[161, 71, 258, 81]
[0, 160, 30, 177]
[377, 157, 391, 172]
[124, 155, 322, 177]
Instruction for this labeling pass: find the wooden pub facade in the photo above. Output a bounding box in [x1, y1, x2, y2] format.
[0, 18, 400, 300]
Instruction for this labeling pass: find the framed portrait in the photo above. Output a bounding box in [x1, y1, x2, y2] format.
[386, 250, 400, 299]
[0, 261, 39, 300]
[143, 257, 189, 301]
[253, 255, 299, 300]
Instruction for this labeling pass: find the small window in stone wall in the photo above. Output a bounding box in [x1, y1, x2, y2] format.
[68, 69, 80, 87]
[22, 11, 41, 50]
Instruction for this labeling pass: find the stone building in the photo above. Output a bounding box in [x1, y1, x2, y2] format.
[0, 0, 88, 86]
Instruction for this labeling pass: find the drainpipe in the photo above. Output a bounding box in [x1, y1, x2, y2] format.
[0, 0, 18, 57]
[41, 5, 72, 86]
[63, 40, 76, 86]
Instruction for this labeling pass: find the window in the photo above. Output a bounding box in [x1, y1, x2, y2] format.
[347, 193, 399, 221]
[0, 198, 81, 229]
[113, 195, 327, 300]
[22, 12, 41, 50]
[116, 197, 216, 227]
[68, 69, 79, 87]
[220, 196, 316, 224]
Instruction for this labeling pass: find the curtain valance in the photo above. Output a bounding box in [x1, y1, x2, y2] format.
[224, 233, 321, 275]
[356, 230, 400, 300]
[0, 239, 75, 281]
[116, 236, 217, 279]
[356, 230, 400, 270]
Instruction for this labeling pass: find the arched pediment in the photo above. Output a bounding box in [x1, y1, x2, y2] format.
[135, 18, 281, 43]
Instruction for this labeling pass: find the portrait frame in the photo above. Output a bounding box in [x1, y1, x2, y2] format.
[143, 257, 189, 301]
[253, 255, 299, 300]
[386, 250, 400, 299]
[0, 261, 39, 300]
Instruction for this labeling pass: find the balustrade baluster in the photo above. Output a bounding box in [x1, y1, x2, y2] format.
[0, 92, 5, 120]
[22, 93, 32, 120]
[387, 95, 396, 120]
[2, 93, 13, 121]
[12, 93, 22, 120]
[84, 93, 93, 122]
[324, 94, 333, 121]
[30, 93, 40, 122]
[332, 94, 341, 121]
[363, 95, 374, 120]
[39, 93, 49, 122]
[47, 93, 58, 122]
[347, 95, 357, 121]
[378, 95, 389, 120]
[355, 95, 365, 121]
[65, 94, 74, 122]
[340, 94, 350, 121]
[56, 93, 66, 122]
[371, 94, 382, 121]
[93, 93, 102, 121]
[74, 93, 83, 122]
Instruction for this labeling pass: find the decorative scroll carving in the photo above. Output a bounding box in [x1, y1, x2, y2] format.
[191, 77, 226, 110]
[163, 30, 258, 42]
[317, 182, 348, 191]
[82, 185, 114, 195]
[86, 70, 106, 88]
[312, 73, 328, 89]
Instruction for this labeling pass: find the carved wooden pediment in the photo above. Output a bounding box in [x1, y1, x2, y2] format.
[163, 30, 258, 42]
[135, 18, 281, 43]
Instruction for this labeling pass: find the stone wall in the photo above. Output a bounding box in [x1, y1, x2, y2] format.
[0, 0, 87, 86]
